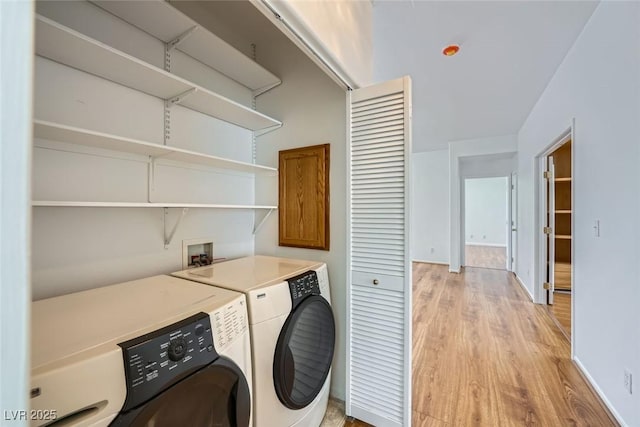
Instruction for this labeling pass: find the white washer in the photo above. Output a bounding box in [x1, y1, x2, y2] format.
[172, 255, 335, 427]
[31, 275, 253, 427]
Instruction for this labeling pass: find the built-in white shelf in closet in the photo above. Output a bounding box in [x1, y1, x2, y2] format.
[91, 0, 281, 93]
[32, 201, 277, 209]
[35, 15, 281, 131]
[33, 5, 281, 239]
[34, 120, 277, 175]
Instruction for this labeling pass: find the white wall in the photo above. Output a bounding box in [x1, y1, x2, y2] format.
[263, 0, 373, 88]
[517, 2, 640, 424]
[460, 154, 517, 179]
[449, 135, 517, 271]
[253, 25, 348, 400]
[411, 150, 449, 264]
[464, 177, 508, 246]
[32, 1, 263, 299]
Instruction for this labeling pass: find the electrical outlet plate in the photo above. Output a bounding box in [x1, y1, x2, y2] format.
[182, 237, 214, 269]
[624, 369, 633, 394]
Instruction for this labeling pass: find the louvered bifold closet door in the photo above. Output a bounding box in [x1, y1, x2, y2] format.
[347, 77, 412, 427]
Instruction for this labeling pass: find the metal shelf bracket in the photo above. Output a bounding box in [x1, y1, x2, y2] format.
[166, 88, 197, 107]
[164, 207, 189, 249]
[254, 123, 282, 138]
[253, 81, 282, 98]
[167, 25, 199, 52]
[148, 157, 156, 202]
[253, 208, 275, 235]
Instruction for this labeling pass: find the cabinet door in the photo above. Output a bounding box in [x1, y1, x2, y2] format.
[346, 77, 412, 427]
[278, 144, 330, 250]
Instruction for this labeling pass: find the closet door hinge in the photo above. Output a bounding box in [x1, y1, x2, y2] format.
[543, 282, 551, 290]
[543, 227, 552, 235]
[543, 171, 552, 179]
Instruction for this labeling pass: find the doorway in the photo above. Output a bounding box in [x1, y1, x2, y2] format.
[463, 176, 510, 270]
[544, 139, 573, 338]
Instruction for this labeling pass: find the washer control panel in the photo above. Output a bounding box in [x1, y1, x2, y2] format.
[211, 297, 247, 350]
[287, 270, 320, 309]
[119, 312, 217, 412]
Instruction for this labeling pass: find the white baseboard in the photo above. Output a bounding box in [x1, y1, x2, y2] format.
[465, 242, 507, 248]
[573, 357, 627, 426]
[412, 259, 448, 266]
[514, 274, 534, 301]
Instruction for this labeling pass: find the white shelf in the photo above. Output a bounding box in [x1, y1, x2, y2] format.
[91, 0, 281, 92]
[34, 120, 277, 175]
[35, 15, 281, 131]
[33, 201, 277, 209]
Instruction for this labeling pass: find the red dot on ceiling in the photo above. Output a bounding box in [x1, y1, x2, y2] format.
[442, 45, 460, 56]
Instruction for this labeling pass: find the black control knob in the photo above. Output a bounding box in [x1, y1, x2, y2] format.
[195, 324, 205, 336]
[168, 338, 187, 361]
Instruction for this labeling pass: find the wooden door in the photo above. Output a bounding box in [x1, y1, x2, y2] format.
[346, 77, 412, 427]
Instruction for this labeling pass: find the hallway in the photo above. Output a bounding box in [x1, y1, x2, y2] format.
[412, 263, 615, 426]
[464, 245, 507, 270]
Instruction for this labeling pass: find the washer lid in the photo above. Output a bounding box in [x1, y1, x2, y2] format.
[172, 255, 324, 293]
[31, 275, 241, 370]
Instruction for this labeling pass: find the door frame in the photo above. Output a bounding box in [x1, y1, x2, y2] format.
[508, 172, 518, 272]
[534, 120, 575, 354]
[460, 174, 511, 270]
[0, 0, 34, 416]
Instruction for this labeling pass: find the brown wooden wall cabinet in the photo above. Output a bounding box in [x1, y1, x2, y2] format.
[278, 144, 330, 250]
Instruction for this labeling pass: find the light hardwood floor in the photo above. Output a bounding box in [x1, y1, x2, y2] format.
[549, 291, 572, 339]
[465, 245, 507, 270]
[412, 262, 616, 426]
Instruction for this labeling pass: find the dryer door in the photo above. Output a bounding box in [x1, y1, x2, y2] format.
[110, 357, 250, 427]
[273, 295, 335, 409]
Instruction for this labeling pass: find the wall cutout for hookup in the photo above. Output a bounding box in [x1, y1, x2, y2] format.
[182, 237, 216, 269]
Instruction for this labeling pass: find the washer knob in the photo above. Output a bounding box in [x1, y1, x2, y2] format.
[168, 338, 187, 361]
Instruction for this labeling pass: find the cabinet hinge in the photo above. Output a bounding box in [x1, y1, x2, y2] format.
[543, 282, 551, 290]
[543, 227, 552, 235]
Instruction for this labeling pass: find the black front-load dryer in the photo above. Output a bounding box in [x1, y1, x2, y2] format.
[110, 312, 250, 427]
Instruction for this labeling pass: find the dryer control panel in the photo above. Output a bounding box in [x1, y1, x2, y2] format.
[118, 312, 217, 412]
[287, 271, 320, 309]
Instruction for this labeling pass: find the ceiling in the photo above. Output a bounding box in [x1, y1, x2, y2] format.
[373, 1, 599, 152]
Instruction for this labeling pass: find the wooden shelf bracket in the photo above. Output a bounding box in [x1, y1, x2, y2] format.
[164, 207, 189, 248]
